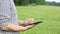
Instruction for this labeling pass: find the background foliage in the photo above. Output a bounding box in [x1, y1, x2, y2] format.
[17, 5, 60, 34]
[14, 0, 45, 6]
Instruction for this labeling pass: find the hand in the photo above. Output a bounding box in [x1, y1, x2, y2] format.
[26, 24, 36, 30]
[23, 18, 34, 25]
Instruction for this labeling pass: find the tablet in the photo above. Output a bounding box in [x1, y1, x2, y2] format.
[23, 20, 43, 27]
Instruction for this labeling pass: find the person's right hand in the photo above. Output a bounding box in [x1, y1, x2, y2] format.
[23, 18, 34, 25]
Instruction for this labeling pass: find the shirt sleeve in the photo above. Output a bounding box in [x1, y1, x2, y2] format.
[0, 0, 10, 27]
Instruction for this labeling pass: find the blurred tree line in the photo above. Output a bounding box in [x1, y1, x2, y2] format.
[14, 0, 45, 6]
[46, 1, 60, 6]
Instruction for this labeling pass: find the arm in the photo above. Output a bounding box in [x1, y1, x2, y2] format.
[18, 20, 24, 25]
[18, 18, 34, 25]
[1, 23, 35, 32]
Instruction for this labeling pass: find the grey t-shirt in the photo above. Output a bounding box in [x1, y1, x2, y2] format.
[0, 0, 20, 34]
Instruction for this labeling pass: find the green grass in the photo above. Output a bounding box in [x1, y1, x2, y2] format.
[16, 5, 60, 34]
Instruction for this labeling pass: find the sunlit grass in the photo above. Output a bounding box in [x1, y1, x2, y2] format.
[16, 5, 60, 34]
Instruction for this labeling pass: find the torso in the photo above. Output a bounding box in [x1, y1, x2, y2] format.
[0, 0, 20, 34]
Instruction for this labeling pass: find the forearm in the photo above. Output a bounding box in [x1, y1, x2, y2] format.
[18, 18, 34, 25]
[7, 23, 28, 31]
[18, 20, 24, 25]
[1, 23, 30, 32]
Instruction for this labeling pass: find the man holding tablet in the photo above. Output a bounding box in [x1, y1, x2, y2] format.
[0, 0, 42, 34]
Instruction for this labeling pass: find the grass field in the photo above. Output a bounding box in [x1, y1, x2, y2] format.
[16, 5, 60, 34]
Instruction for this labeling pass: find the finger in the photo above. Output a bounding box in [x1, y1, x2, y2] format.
[27, 18, 34, 22]
[27, 18, 34, 23]
[24, 18, 34, 25]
